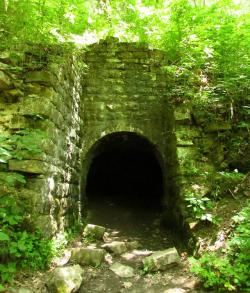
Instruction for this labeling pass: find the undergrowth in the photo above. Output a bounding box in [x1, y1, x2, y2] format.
[189, 201, 250, 292]
[0, 129, 72, 291]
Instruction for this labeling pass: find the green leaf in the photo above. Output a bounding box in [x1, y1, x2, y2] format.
[0, 231, 10, 241]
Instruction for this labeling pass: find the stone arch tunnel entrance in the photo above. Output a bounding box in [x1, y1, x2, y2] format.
[86, 131, 164, 209]
[82, 132, 174, 248]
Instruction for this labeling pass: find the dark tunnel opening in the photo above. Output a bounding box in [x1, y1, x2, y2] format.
[86, 148, 163, 210]
[83, 133, 176, 249]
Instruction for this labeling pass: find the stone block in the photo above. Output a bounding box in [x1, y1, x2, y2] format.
[110, 263, 135, 278]
[33, 215, 58, 237]
[71, 247, 106, 267]
[46, 265, 84, 293]
[25, 70, 56, 85]
[25, 83, 42, 94]
[204, 122, 231, 133]
[143, 247, 180, 272]
[83, 224, 105, 240]
[8, 159, 49, 174]
[4, 89, 24, 98]
[7, 115, 31, 129]
[20, 97, 64, 127]
[9, 287, 33, 293]
[102, 241, 127, 255]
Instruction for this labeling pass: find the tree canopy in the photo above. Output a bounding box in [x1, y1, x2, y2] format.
[1, 0, 249, 113]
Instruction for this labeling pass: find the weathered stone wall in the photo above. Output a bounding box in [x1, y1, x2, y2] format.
[174, 103, 215, 214]
[80, 38, 181, 228]
[0, 48, 86, 236]
[174, 100, 250, 224]
[2, 38, 246, 237]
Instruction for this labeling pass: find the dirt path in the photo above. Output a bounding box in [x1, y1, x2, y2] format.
[11, 201, 207, 293]
[77, 226, 203, 293]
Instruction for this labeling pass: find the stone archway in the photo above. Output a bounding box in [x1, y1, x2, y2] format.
[1, 37, 188, 237]
[80, 131, 185, 235]
[81, 131, 166, 235]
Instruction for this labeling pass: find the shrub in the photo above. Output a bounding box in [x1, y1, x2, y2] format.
[189, 202, 250, 292]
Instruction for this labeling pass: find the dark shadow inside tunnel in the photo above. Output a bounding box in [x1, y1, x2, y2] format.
[86, 148, 163, 210]
[86, 132, 164, 212]
[83, 132, 168, 239]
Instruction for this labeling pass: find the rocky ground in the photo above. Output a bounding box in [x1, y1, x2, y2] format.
[8, 191, 249, 293]
[8, 221, 206, 293]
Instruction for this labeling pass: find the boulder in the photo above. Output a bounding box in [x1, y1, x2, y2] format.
[71, 247, 105, 267]
[46, 265, 83, 293]
[143, 247, 180, 272]
[102, 241, 127, 255]
[83, 224, 105, 241]
[110, 263, 135, 278]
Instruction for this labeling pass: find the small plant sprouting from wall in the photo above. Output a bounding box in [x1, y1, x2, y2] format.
[0, 129, 45, 163]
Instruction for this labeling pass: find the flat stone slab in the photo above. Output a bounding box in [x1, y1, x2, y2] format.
[110, 263, 135, 278]
[71, 247, 106, 266]
[143, 247, 180, 272]
[102, 241, 127, 255]
[163, 289, 186, 293]
[83, 224, 105, 241]
[9, 288, 33, 293]
[46, 265, 83, 293]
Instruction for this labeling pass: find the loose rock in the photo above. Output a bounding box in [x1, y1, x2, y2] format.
[83, 224, 105, 241]
[125, 241, 140, 250]
[46, 264, 83, 293]
[163, 289, 186, 293]
[110, 263, 135, 278]
[71, 247, 106, 266]
[143, 247, 180, 272]
[102, 241, 127, 255]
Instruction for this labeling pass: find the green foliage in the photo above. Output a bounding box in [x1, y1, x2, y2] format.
[0, 0, 249, 121]
[0, 195, 74, 287]
[190, 202, 250, 291]
[210, 171, 245, 199]
[185, 192, 217, 223]
[0, 129, 45, 163]
[82, 233, 97, 244]
[0, 128, 52, 288]
[0, 195, 53, 286]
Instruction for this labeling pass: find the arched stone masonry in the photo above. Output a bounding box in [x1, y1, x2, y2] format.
[0, 38, 195, 237]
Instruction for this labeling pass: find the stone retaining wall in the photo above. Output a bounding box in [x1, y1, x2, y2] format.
[0, 48, 85, 236]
